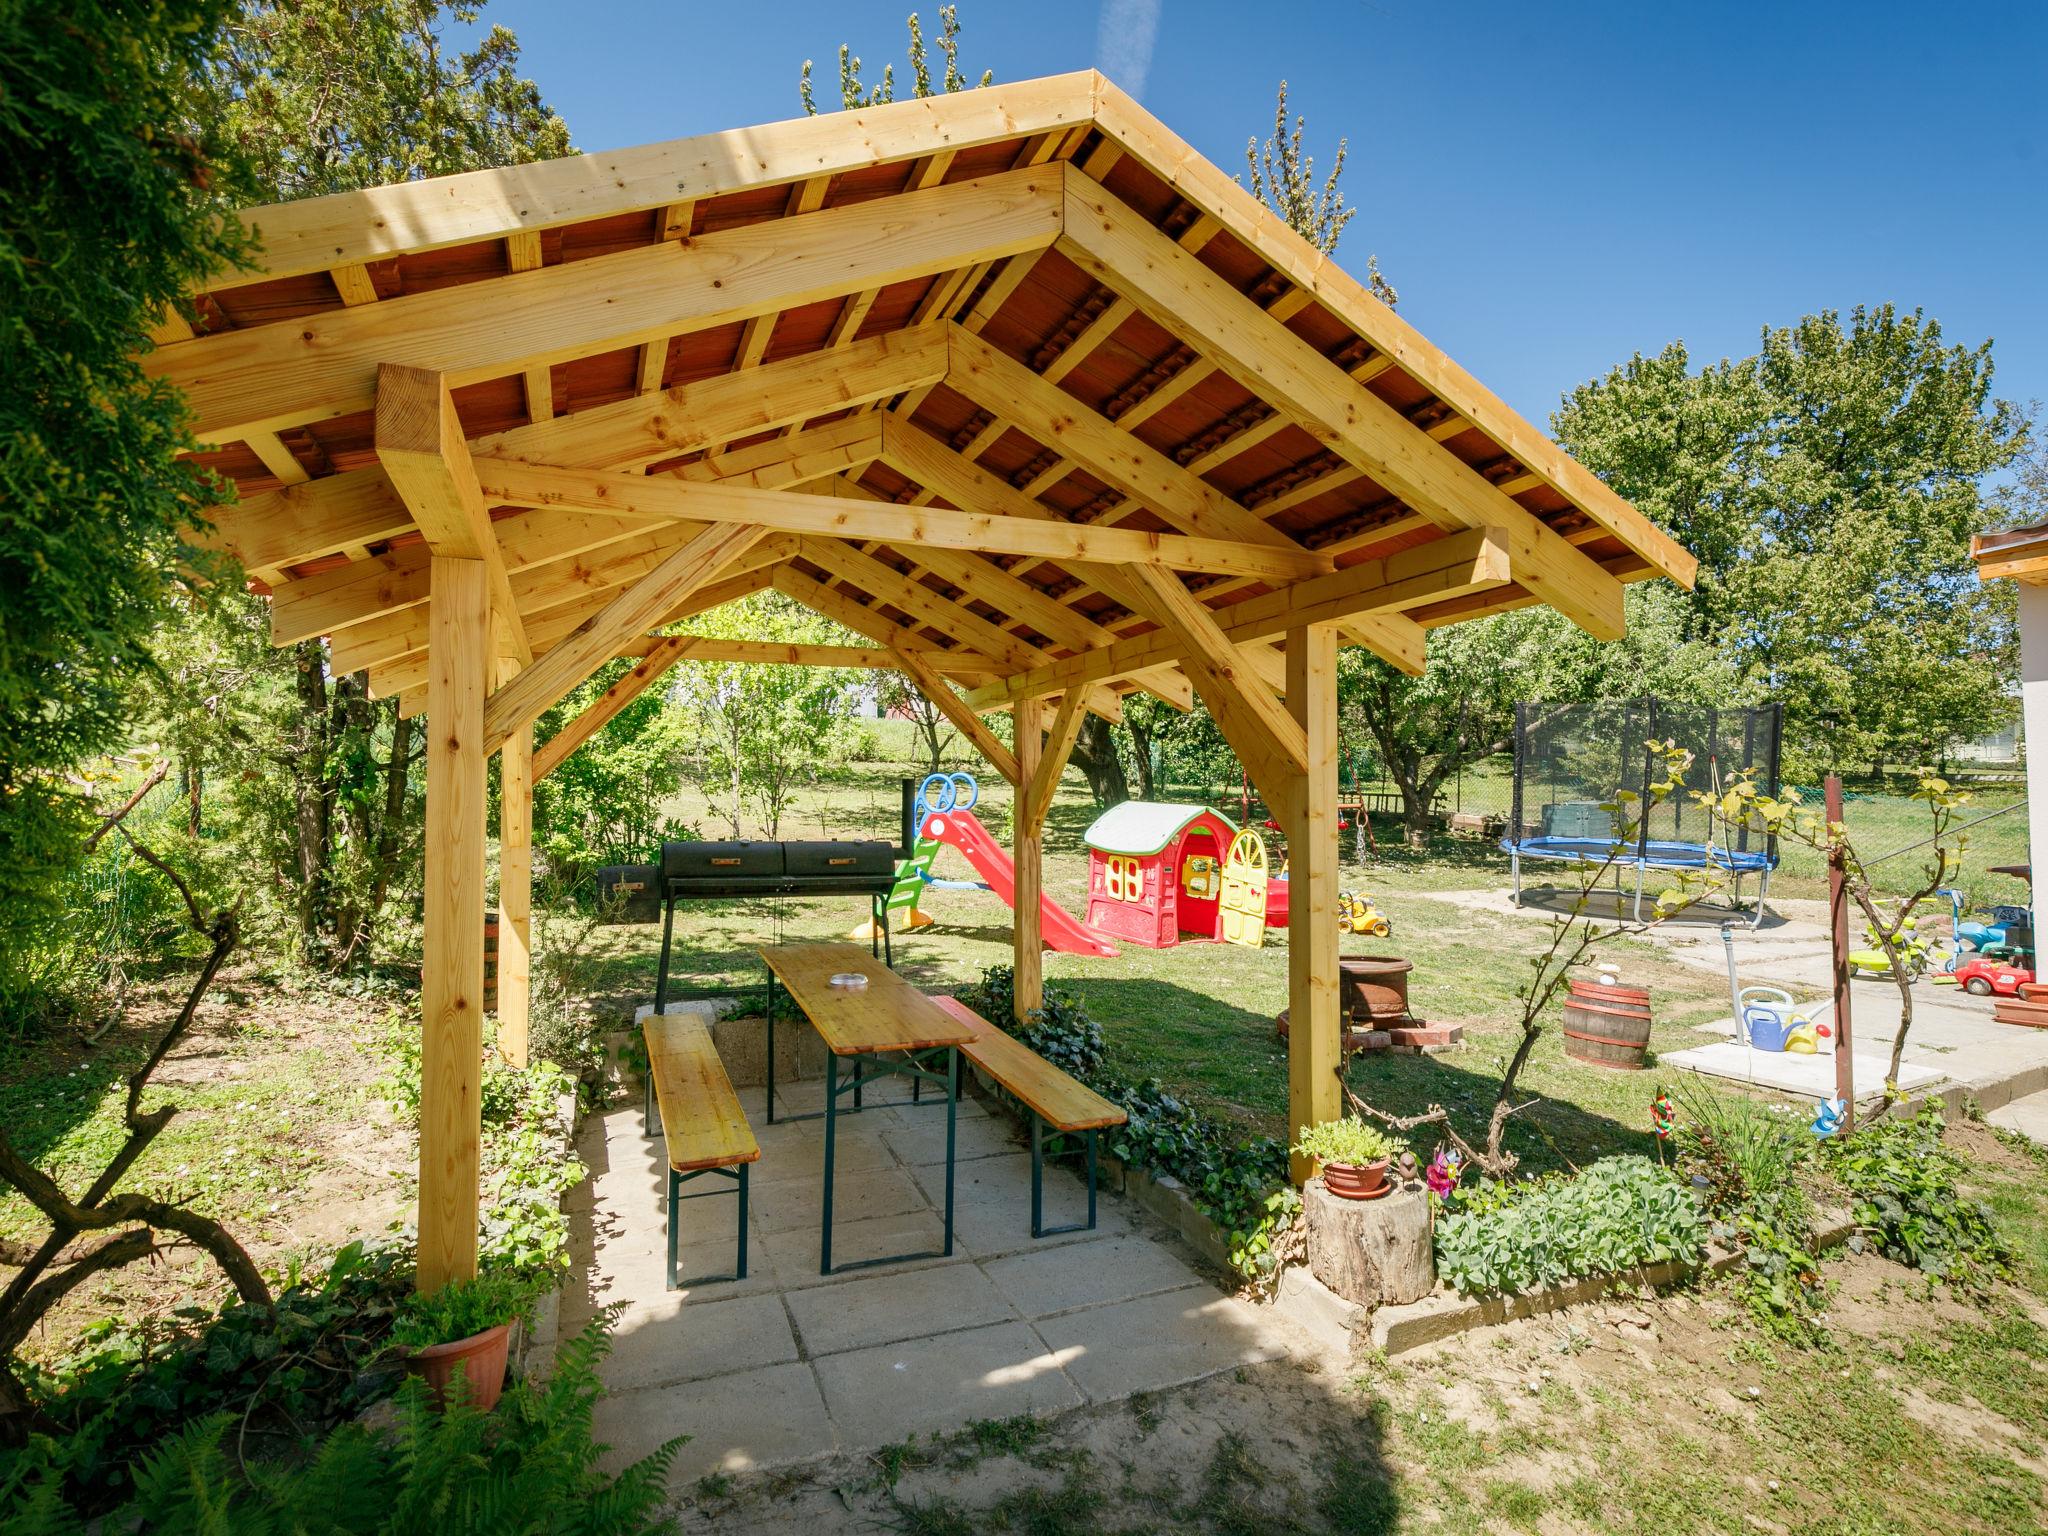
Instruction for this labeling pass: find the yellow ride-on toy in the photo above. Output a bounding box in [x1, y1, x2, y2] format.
[1336, 889, 1391, 938]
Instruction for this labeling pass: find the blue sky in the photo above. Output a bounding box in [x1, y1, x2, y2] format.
[475, 0, 2047, 432]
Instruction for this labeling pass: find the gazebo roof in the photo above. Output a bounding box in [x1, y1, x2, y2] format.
[147, 69, 1695, 742]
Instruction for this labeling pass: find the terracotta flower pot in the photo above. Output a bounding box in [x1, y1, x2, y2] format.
[406, 1322, 512, 1411]
[1321, 1158, 1391, 1200]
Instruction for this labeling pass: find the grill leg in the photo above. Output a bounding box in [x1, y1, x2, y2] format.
[881, 898, 894, 968]
[655, 897, 676, 1014]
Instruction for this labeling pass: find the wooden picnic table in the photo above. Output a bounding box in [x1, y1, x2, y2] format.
[758, 943, 973, 1274]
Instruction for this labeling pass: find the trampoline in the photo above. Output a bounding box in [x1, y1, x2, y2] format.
[1501, 699, 1784, 928]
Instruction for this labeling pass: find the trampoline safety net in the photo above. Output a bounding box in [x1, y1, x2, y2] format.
[1510, 698, 1785, 859]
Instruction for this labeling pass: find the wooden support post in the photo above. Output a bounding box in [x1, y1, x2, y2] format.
[419, 557, 490, 1292]
[498, 701, 533, 1071]
[1285, 624, 1342, 1185]
[1012, 696, 1045, 1023]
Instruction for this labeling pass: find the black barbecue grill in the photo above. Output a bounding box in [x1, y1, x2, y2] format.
[597, 837, 900, 1012]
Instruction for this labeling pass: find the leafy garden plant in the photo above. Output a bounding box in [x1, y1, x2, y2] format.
[1293, 1118, 1402, 1169]
[391, 1272, 541, 1352]
[1822, 1105, 2007, 1283]
[1434, 1157, 1706, 1297]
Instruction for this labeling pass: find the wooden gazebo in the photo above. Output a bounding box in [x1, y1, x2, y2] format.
[147, 71, 1695, 1290]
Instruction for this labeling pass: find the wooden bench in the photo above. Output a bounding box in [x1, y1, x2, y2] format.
[929, 995, 1127, 1237]
[641, 1013, 758, 1289]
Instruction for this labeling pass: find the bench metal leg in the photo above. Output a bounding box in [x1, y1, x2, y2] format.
[1030, 1120, 1099, 1239]
[667, 1163, 749, 1290]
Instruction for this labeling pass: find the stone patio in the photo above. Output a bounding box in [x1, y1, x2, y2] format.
[563, 1028, 1310, 1487]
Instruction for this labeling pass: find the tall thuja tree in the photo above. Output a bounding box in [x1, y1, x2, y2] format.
[1242, 80, 1396, 305]
[0, 0, 257, 1023]
[799, 5, 992, 113]
[149, 0, 571, 966]
[1555, 307, 2029, 774]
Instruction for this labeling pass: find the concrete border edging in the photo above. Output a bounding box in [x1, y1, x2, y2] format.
[1369, 1206, 1854, 1356]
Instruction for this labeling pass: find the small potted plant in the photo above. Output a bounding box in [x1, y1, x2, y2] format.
[1294, 1117, 1405, 1200]
[392, 1270, 539, 1411]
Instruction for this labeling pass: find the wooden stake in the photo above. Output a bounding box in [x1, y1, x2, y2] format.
[1826, 774, 1855, 1130]
[419, 557, 489, 1292]
[1286, 624, 1342, 1183]
[1013, 697, 1046, 1023]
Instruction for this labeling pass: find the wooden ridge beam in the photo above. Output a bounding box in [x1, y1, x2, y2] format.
[201, 73, 1096, 292]
[375, 364, 530, 664]
[152, 164, 1063, 442]
[206, 325, 947, 578]
[532, 636, 699, 780]
[966, 527, 1509, 710]
[481, 523, 765, 754]
[891, 645, 1021, 786]
[471, 457, 1330, 583]
[1056, 166, 1627, 641]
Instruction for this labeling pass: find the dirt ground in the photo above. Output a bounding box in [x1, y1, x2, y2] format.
[671, 1120, 2048, 1536]
[0, 964, 416, 1356]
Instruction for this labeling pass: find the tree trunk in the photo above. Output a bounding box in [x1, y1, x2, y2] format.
[361, 710, 414, 955]
[1125, 718, 1157, 800]
[1303, 1179, 1434, 1307]
[1069, 716, 1129, 806]
[291, 641, 333, 958]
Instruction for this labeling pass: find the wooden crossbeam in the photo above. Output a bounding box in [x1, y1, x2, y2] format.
[533, 636, 699, 780]
[966, 527, 1509, 710]
[891, 645, 1021, 786]
[471, 458, 1330, 583]
[481, 523, 765, 754]
[205, 325, 947, 579]
[1056, 167, 1627, 640]
[151, 165, 1063, 442]
[375, 364, 531, 664]
[794, 537, 1042, 672]
[1130, 567, 1307, 829]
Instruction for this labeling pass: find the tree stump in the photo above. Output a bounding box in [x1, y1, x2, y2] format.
[1304, 1178, 1435, 1308]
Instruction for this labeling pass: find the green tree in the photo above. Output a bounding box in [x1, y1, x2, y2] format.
[1242, 79, 1394, 303]
[1554, 306, 2029, 773]
[799, 5, 991, 114]
[673, 594, 857, 838]
[0, 0, 258, 1025]
[143, 0, 571, 966]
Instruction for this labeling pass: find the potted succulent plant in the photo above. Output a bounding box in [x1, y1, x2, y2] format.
[1294, 1117, 1406, 1200]
[392, 1270, 539, 1411]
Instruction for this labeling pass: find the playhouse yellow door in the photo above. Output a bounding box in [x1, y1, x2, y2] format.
[1219, 829, 1270, 948]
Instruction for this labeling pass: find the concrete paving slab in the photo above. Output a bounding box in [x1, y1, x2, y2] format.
[786, 1261, 1019, 1357]
[753, 1210, 960, 1287]
[885, 1113, 1026, 1167]
[982, 1235, 1204, 1319]
[1660, 1040, 1946, 1101]
[753, 1166, 930, 1234]
[1988, 1089, 2048, 1144]
[945, 1190, 1132, 1259]
[809, 1320, 1082, 1447]
[604, 1291, 799, 1393]
[906, 1149, 1034, 1208]
[594, 1360, 836, 1485]
[1032, 1285, 1296, 1402]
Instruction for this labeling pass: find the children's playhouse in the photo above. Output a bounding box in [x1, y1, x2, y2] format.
[1084, 803, 1241, 948]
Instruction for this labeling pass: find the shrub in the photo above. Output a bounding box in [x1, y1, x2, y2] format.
[960, 964, 1104, 1078]
[1434, 1157, 1706, 1297]
[5, 1318, 680, 1535]
[1822, 1105, 2007, 1282]
[1294, 1118, 1403, 1168]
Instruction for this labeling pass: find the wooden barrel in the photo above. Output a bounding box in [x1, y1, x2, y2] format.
[1561, 977, 1651, 1069]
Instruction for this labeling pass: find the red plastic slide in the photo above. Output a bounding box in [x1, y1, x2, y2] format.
[920, 808, 1118, 958]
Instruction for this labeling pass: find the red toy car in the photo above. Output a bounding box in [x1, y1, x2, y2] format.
[1954, 955, 2033, 997]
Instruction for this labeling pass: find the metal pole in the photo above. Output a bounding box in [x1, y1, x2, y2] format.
[1826, 774, 1855, 1129]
